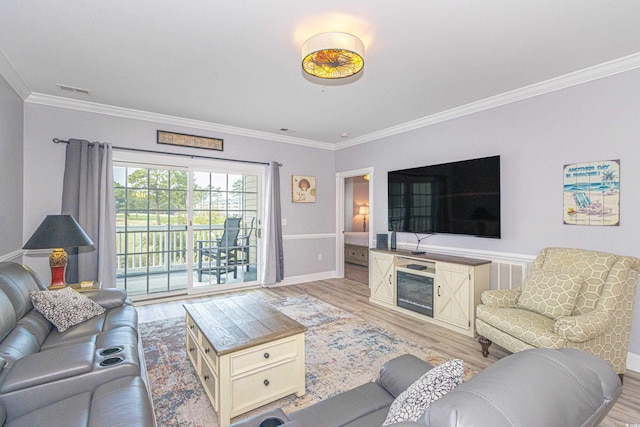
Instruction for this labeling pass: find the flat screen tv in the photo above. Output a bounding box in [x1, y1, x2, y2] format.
[388, 155, 501, 238]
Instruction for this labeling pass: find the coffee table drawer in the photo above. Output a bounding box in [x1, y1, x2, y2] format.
[231, 359, 298, 414]
[201, 336, 219, 371]
[200, 358, 218, 411]
[230, 337, 299, 376]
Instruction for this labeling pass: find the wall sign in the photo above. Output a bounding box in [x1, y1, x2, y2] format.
[563, 159, 619, 226]
[292, 175, 316, 203]
[157, 130, 223, 151]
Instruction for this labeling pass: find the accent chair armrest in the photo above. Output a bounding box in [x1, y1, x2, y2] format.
[83, 288, 128, 309]
[553, 309, 611, 342]
[480, 289, 521, 308]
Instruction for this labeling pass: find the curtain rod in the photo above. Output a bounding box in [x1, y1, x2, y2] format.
[53, 138, 282, 167]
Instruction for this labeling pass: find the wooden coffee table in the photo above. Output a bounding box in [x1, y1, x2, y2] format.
[184, 293, 307, 427]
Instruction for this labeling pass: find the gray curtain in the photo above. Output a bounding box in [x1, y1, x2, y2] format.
[260, 161, 284, 284]
[61, 139, 116, 287]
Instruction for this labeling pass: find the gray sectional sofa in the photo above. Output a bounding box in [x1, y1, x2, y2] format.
[231, 348, 622, 427]
[0, 262, 155, 426]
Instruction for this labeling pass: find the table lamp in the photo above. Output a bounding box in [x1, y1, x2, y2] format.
[359, 206, 369, 232]
[23, 215, 94, 289]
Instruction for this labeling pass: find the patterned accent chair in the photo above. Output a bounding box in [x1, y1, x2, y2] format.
[476, 247, 640, 377]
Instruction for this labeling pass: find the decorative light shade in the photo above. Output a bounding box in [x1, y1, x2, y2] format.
[358, 206, 369, 216]
[301, 32, 365, 79]
[23, 215, 94, 289]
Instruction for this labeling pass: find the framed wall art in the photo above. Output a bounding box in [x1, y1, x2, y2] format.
[563, 159, 619, 226]
[292, 175, 316, 203]
[157, 130, 223, 151]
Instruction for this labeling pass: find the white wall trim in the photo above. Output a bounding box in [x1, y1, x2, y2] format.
[3, 53, 637, 152]
[283, 233, 335, 240]
[395, 242, 537, 265]
[627, 352, 640, 373]
[0, 250, 23, 263]
[269, 270, 336, 287]
[0, 47, 31, 99]
[24, 92, 335, 151]
[336, 53, 640, 150]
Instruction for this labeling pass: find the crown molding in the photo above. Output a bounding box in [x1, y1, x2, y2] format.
[6, 51, 639, 152]
[0, 47, 31, 100]
[337, 52, 640, 150]
[24, 92, 335, 151]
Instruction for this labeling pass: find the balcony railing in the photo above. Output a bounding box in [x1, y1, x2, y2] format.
[116, 224, 227, 277]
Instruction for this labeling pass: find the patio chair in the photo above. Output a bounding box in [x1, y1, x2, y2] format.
[197, 217, 242, 283]
[233, 217, 255, 272]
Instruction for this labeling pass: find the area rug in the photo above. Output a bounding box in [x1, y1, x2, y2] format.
[140, 295, 476, 427]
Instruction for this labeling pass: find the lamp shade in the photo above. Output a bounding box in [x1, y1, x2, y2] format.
[23, 215, 94, 250]
[358, 206, 369, 216]
[302, 32, 365, 79]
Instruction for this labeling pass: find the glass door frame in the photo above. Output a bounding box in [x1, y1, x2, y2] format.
[186, 160, 263, 295]
[113, 150, 263, 298]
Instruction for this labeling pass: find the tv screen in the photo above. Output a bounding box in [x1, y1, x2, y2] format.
[388, 155, 501, 238]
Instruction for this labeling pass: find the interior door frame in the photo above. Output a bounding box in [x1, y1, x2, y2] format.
[335, 167, 374, 278]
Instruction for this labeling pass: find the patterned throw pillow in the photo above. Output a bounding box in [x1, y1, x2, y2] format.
[516, 269, 583, 320]
[30, 287, 105, 333]
[382, 359, 464, 425]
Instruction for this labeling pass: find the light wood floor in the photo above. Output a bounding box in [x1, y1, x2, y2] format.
[137, 277, 640, 426]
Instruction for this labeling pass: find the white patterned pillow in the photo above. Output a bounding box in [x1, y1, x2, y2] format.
[382, 359, 464, 425]
[30, 287, 105, 333]
[516, 269, 583, 319]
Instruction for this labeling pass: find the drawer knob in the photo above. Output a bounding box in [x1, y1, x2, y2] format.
[263, 352, 270, 359]
[189, 347, 195, 353]
[263, 379, 270, 386]
[189, 324, 194, 330]
[204, 374, 210, 381]
[205, 348, 210, 354]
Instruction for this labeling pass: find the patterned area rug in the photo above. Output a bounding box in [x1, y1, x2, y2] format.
[140, 295, 476, 427]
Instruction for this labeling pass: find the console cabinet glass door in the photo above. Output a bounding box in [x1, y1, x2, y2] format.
[434, 262, 471, 329]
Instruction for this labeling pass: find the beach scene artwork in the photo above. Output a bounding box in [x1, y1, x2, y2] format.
[563, 160, 620, 226]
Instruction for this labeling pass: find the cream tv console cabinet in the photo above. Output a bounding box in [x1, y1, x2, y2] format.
[369, 249, 491, 337]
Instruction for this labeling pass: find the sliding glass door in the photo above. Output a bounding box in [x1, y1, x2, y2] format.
[192, 170, 259, 290]
[114, 160, 261, 297]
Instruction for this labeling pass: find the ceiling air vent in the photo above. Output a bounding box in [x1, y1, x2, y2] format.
[56, 84, 90, 95]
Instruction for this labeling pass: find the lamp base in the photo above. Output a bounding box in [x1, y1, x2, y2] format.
[49, 248, 67, 289]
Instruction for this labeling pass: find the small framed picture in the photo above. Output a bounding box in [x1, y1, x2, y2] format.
[292, 175, 316, 203]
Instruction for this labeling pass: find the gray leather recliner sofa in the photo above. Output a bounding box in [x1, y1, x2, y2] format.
[0, 262, 155, 426]
[231, 348, 622, 427]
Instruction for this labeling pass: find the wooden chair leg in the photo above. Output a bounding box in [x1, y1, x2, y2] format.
[478, 336, 492, 357]
[619, 373, 624, 384]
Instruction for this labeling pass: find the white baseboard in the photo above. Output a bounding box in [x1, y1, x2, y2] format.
[269, 270, 336, 287]
[627, 351, 640, 373]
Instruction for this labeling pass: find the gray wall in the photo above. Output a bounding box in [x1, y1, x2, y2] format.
[0, 74, 24, 257]
[22, 103, 335, 279]
[336, 67, 640, 354]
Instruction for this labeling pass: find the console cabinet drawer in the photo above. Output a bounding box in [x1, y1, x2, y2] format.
[230, 337, 298, 376]
[231, 360, 298, 414]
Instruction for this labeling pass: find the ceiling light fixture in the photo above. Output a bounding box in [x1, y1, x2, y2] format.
[301, 32, 364, 79]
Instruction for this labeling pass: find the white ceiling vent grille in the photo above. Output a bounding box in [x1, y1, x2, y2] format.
[56, 84, 90, 95]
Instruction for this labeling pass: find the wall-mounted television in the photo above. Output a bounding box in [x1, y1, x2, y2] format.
[388, 155, 501, 238]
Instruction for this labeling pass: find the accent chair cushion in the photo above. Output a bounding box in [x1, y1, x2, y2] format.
[516, 270, 583, 320]
[30, 287, 105, 333]
[382, 359, 464, 425]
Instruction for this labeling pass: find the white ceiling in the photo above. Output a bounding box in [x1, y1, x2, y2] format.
[1, 1, 640, 147]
